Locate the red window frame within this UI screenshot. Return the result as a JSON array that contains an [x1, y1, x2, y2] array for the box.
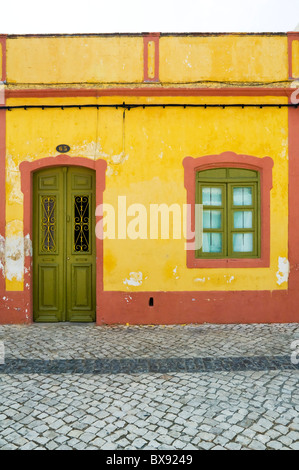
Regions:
[[182, 152, 274, 268]]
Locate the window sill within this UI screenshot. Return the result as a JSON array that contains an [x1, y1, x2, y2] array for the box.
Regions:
[[187, 256, 269, 268]]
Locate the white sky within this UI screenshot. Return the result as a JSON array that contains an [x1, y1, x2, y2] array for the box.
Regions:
[[1, 0, 299, 34]]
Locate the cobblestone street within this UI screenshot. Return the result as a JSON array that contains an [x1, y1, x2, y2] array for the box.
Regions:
[[0, 323, 298, 450]]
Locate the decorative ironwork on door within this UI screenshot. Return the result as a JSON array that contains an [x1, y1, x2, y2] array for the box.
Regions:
[[74, 195, 90, 252], [41, 196, 56, 252]]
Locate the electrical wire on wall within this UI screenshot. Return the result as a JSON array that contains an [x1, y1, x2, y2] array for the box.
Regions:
[[0, 103, 297, 111]]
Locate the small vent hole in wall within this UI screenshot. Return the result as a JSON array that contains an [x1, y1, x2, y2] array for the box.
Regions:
[[149, 297, 154, 307]]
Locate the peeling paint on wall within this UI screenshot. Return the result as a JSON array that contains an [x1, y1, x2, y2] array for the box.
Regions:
[[5, 237, 24, 282], [123, 272, 144, 287], [125, 295, 133, 304], [225, 275, 235, 284], [71, 140, 108, 160], [71, 140, 128, 163], [69, 140, 129, 177], [276, 257, 290, 285], [0, 235, 5, 278], [24, 234, 32, 257], [173, 266, 179, 280], [6, 154, 23, 205], [106, 165, 114, 177], [279, 138, 288, 160], [106, 152, 129, 177], [184, 53, 192, 69], [110, 152, 129, 165]]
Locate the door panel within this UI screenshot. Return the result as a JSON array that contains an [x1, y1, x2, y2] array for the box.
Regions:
[[72, 265, 92, 308], [33, 166, 96, 322], [66, 167, 95, 321], [38, 264, 59, 310], [69, 264, 94, 322], [33, 168, 65, 322]]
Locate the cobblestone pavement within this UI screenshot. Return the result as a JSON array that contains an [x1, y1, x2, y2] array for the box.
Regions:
[[0, 323, 298, 450]]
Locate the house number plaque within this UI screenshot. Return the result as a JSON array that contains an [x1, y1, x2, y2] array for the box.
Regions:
[[56, 144, 70, 153]]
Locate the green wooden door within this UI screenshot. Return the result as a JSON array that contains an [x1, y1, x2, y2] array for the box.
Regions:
[[33, 166, 96, 322]]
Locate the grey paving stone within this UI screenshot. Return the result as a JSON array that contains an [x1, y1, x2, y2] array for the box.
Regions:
[[0, 323, 298, 450], [225, 442, 242, 450], [290, 442, 299, 450], [248, 440, 267, 450], [267, 440, 284, 450], [19, 442, 39, 450]]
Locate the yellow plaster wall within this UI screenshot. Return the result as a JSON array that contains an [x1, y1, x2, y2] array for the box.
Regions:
[[5, 35, 290, 85], [159, 35, 289, 83], [292, 40, 299, 78], [5, 95, 289, 292], [7, 36, 144, 84]]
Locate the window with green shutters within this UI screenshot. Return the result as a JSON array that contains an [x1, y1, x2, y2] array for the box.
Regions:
[[196, 168, 260, 259]]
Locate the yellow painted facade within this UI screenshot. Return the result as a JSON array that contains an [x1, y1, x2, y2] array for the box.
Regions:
[[292, 40, 299, 78], [4, 34, 292, 86], [7, 36, 144, 84], [5, 94, 288, 292], [1, 32, 299, 325], [159, 35, 289, 83]]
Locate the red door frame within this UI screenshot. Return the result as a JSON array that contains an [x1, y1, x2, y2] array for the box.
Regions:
[[20, 155, 107, 323]]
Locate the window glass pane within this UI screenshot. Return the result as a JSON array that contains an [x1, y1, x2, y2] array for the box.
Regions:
[[233, 211, 252, 229], [233, 233, 253, 252], [203, 233, 222, 253], [233, 187, 252, 206], [203, 210, 222, 229], [202, 187, 222, 206]]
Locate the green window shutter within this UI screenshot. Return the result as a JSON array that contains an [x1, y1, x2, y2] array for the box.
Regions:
[[196, 168, 260, 259]]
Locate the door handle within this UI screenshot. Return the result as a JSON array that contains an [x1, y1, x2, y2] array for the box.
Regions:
[[67, 257, 70, 260]]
